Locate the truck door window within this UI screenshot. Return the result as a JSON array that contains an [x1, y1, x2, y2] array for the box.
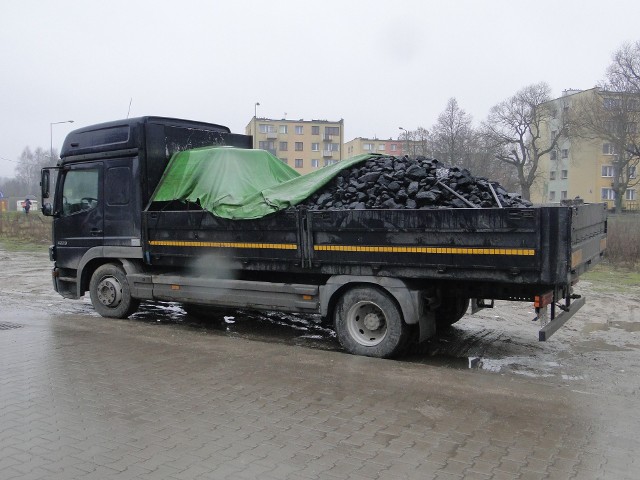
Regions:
[[61, 169, 99, 216]]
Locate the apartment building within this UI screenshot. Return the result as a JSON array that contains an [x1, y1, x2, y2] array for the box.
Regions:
[[245, 117, 344, 175], [532, 88, 638, 210], [344, 137, 405, 158]]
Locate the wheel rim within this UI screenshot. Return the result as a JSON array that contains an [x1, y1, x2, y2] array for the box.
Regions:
[[345, 300, 388, 346], [96, 276, 123, 308]]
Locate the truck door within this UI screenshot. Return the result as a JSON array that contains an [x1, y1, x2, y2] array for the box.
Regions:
[[54, 162, 103, 270]]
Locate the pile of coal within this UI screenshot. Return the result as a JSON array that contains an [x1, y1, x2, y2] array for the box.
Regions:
[[301, 155, 532, 210]]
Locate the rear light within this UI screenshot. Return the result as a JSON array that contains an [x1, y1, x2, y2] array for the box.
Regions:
[[534, 291, 554, 308]]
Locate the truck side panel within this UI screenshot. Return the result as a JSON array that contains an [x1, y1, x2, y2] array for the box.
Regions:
[[143, 204, 605, 292], [145, 208, 303, 268]]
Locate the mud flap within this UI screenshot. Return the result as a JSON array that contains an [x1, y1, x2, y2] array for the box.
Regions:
[[538, 296, 586, 341], [418, 310, 437, 343]]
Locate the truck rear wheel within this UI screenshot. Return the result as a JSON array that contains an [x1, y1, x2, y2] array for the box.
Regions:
[[435, 297, 469, 330], [89, 263, 140, 318], [334, 286, 409, 358]]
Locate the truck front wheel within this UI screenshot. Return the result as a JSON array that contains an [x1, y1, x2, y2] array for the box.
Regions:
[[89, 264, 140, 318], [334, 286, 409, 358]]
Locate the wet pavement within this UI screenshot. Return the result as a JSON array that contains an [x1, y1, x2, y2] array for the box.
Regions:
[[1, 246, 639, 479]]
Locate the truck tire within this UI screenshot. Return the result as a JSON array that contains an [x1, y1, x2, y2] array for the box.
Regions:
[[334, 286, 409, 358], [89, 263, 140, 318], [435, 297, 469, 330]]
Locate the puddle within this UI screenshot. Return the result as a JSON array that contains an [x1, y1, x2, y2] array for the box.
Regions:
[[125, 301, 564, 377], [572, 340, 631, 353], [610, 321, 640, 333], [583, 321, 640, 334]]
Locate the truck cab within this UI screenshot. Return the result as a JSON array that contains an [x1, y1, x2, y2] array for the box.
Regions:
[[41, 116, 252, 299]]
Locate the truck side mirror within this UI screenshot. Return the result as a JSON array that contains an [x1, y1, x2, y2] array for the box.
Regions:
[[41, 170, 50, 198], [42, 203, 53, 216]]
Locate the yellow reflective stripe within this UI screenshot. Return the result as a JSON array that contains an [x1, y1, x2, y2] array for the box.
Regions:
[[149, 240, 297, 250], [148, 240, 535, 256], [314, 245, 535, 256]]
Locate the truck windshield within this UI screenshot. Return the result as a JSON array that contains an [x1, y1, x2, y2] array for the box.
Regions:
[[61, 169, 99, 216]]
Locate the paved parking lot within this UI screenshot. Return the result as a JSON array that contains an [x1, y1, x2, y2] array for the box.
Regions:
[[1, 247, 639, 479], [0, 306, 637, 480]]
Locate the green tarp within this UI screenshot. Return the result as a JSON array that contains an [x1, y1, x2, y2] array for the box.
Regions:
[[150, 146, 376, 219]]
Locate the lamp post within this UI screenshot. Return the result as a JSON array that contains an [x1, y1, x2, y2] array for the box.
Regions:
[[399, 127, 409, 156], [253, 103, 261, 148], [50, 120, 74, 161]]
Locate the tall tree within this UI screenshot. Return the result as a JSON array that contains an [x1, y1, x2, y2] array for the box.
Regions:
[[570, 42, 640, 212], [432, 98, 474, 167], [481, 82, 566, 200], [15, 147, 55, 196]]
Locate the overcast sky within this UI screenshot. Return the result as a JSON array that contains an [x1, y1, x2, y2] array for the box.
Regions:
[[1, 0, 639, 178]]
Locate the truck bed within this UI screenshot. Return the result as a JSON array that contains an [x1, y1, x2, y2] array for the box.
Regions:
[[143, 203, 606, 300]]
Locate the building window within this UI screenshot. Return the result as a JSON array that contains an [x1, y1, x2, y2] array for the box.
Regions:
[[561, 149, 569, 159], [311, 126, 320, 135], [324, 159, 337, 167], [561, 191, 568, 200], [259, 124, 276, 134], [551, 130, 557, 138], [626, 189, 637, 201], [550, 171, 556, 180], [325, 126, 340, 137], [311, 159, 319, 168], [258, 141, 275, 152], [391, 144, 397, 152], [295, 142, 303, 151], [279, 125, 288, 134], [629, 166, 637, 179], [603, 143, 617, 155], [561, 170, 568, 179], [550, 150, 557, 161], [311, 143, 319, 151], [279, 141, 288, 151], [604, 97, 622, 110], [363, 143, 374, 151], [295, 159, 303, 168], [378, 144, 385, 151], [549, 191, 556, 201], [601, 188, 616, 200], [602, 165, 614, 177], [329, 143, 339, 152], [295, 126, 304, 134], [280, 158, 288, 164]]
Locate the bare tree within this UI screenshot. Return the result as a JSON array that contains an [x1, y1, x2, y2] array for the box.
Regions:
[[397, 127, 431, 157], [15, 147, 55, 196], [569, 43, 640, 213], [431, 98, 474, 167], [481, 82, 567, 200], [607, 40, 640, 95]]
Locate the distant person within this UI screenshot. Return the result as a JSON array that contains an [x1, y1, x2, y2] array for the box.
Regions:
[[24, 198, 31, 215]]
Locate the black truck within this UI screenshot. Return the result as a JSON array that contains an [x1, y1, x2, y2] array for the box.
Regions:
[[41, 116, 607, 358]]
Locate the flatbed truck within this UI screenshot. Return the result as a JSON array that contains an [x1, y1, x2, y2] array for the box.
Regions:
[[41, 117, 607, 357]]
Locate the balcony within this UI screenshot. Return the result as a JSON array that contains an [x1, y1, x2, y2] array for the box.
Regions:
[[266, 132, 277, 139], [323, 150, 334, 157], [323, 135, 333, 142]]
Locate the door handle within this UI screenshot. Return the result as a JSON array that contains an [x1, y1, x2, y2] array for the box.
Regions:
[[90, 228, 103, 236]]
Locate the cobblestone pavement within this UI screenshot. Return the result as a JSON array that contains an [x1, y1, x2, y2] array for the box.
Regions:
[[1, 248, 639, 479]]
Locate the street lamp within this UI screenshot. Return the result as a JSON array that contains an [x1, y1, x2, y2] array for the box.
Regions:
[[50, 120, 74, 161], [399, 127, 409, 156]]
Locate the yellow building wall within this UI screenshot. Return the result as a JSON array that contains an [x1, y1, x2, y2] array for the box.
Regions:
[[246, 118, 343, 175]]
